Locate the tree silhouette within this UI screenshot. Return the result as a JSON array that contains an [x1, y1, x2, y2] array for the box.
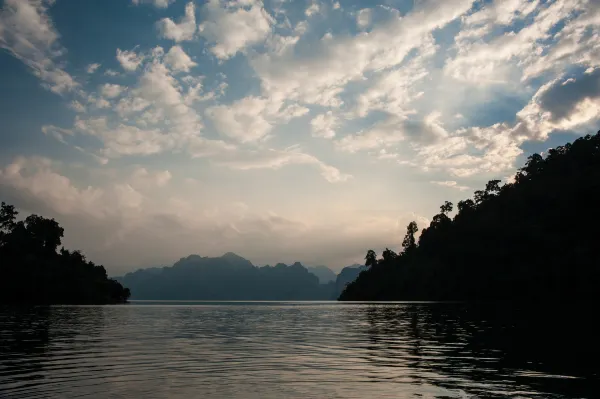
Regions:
[[340, 130, 600, 301], [401, 222, 419, 253], [365, 250, 377, 268], [0, 203, 130, 304]]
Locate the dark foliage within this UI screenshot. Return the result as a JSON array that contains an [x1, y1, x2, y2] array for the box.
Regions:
[[340, 131, 600, 301], [0, 203, 130, 304]]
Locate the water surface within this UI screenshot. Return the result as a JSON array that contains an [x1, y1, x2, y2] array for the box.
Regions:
[[0, 302, 597, 398]]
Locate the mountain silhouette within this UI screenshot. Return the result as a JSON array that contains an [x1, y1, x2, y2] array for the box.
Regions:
[[306, 265, 337, 283], [115, 254, 338, 300]]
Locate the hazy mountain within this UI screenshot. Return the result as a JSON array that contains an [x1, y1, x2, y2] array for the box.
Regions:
[[115, 254, 336, 300], [333, 264, 367, 299], [305, 265, 337, 284]]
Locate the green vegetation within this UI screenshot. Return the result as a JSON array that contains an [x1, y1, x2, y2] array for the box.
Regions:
[[0, 203, 130, 304], [340, 131, 600, 301]]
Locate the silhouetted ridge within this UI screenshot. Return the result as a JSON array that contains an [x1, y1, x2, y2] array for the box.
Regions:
[[306, 265, 337, 284], [116, 256, 345, 300], [340, 131, 600, 301], [0, 202, 130, 304]]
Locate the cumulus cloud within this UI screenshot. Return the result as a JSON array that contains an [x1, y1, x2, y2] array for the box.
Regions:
[[100, 83, 125, 99], [156, 2, 196, 42], [198, 0, 274, 59], [86, 63, 101, 74], [446, 0, 591, 84], [251, 0, 472, 106], [206, 96, 308, 142], [0, 0, 78, 94], [68, 100, 86, 113], [356, 8, 372, 29], [305, 1, 320, 17], [116, 48, 144, 71], [164, 45, 197, 72], [310, 111, 338, 139], [132, 0, 174, 8], [516, 70, 600, 139]]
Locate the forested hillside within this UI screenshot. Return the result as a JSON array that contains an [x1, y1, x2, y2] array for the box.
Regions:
[[340, 132, 600, 301]]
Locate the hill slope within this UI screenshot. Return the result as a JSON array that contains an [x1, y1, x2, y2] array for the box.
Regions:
[[306, 265, 337, 283], [340, 131, 600, 301], [116, 255, 334, 300]]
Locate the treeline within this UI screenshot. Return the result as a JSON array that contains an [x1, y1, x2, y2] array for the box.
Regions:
[[0, 203, 130, 304], [340, 131, 600, 301]]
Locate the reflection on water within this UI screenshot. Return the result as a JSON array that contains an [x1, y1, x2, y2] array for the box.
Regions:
[[0, 302, 597, 398]]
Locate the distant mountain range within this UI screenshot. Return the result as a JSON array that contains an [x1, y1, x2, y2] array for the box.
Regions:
[[305, 265, 337, 284], [114, 253, 366, 300]]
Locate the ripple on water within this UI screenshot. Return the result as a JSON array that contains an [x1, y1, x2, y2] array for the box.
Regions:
[[0, 303, 597, 399]]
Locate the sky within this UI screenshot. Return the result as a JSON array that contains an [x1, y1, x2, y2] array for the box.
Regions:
[[1, 0, 599, 275]]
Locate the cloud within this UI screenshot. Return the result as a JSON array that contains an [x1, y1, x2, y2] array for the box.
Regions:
[[310, 111, 338, 139], [516, 69, 600, 139], [430, 180, 470, 191], [206, 96, 308, 142], [156, 2, 196, 42], [104, 69, 120, 77], [251, 0, 473, 107], [130, 167, 172, 189], [356, 8, 372, 29], [0, 0, 78, 94], [198, 0, 274, 60], [86, 63, 101, 74], [132, 0, 174, 8], [337, 112, 448, 153], [68, 100, 86, 113], [116, 48, 144, 71], [216, 147, 352, 183], [164, 45, 197, 72], [100, 83, 125, 99], [305, 1, 320, 17], [445, 0, 587, 84]]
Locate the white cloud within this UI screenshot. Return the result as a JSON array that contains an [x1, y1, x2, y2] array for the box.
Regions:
[[86, 63, 101, 74], [104, 69, 120, 77], [74, 116, 176, 157], [0, 156, 109, 218], [164, 45, 197, 72], [198, 0, 274, 60], [430, 180, 470, 191], [0, 0, 78, 94], [515, 70, 600, 139], [206, 96, 308, 142], [132, 0, 174, 8], [116, 48, 144, 71], [310, 111, 338, 139], [356, 8, 372, 29], [100, 83, 125, 99], [156, 2, 196, 42], [216, 147, 352, 183], [305, 1, 320, 17], [68, 100, 86, 113], [446, 0, 586, 84], [251, 0, 473, 107], [337, 112, 448, 153]]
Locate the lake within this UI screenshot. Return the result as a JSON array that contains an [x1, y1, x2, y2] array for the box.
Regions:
[[0, 302, 597, 398]]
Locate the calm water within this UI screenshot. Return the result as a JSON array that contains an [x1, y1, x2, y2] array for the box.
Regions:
[[0, 302, 597, 399]]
